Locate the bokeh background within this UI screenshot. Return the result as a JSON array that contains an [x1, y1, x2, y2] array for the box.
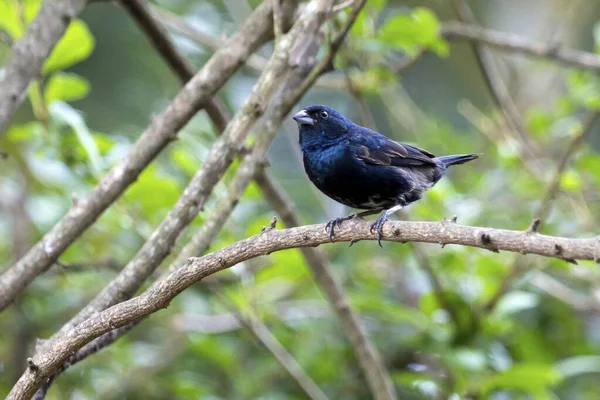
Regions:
[[1, 0, 600, 398]]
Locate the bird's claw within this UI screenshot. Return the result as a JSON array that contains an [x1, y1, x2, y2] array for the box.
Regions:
[[325, 215, 356, 242], [370, 214, 389, 247]]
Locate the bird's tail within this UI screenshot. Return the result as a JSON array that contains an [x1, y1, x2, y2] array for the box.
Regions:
[[436, 153, 480, 167]]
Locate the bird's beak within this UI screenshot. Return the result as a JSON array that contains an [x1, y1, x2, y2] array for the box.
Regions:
[[293, 110, 314, 126]]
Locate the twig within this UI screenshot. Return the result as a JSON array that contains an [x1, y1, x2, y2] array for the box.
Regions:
[[451, 0, 539, 165], [208, 283, 329, 400], [47, 0, 333, 341], [71, 2, 394, 399], [0, 0, 88, 136], [441, 21, 600, 72], [9, 218, 600, 398], [480, 110, 598, 313], [536, 110, 598, 222], [0, 0, 276, 312]]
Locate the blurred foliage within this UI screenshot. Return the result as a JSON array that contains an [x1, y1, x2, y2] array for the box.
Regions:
[[1, 0, 600, 399]]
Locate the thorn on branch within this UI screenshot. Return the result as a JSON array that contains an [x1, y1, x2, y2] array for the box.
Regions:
[[527, 218, 541, 234], [261, 216, 278, 233], [349, 239, 359, 247], [27, 357, 38, 372], [554, 243, 563, 255], [563, 258, 578, 265], [439, 242, 447, 249], [480, 232, 499, 253]]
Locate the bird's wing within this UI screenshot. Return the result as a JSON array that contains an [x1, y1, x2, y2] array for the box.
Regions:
[[352, 128, 437, 167]]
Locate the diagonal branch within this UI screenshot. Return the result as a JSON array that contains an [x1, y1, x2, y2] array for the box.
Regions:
[[46, 0, 334, 344], [480, 110, 599, 313], [441, 21, 600, 72], [33, 2, 392, 399], [207, 283, 329, 400], [9, 218, 600, 398], [451, 0, 539, 164], [0, 0, 88, 136], [0, 0, 276, 312]]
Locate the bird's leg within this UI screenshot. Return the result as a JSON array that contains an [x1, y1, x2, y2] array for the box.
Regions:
[[370, 205, 404, 247], [325, 209, 381, 242]]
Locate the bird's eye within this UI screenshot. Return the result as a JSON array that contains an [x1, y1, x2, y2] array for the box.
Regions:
[[320, 111, 328, 119]]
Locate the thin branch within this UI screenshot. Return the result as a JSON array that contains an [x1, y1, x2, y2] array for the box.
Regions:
[[536, 110, 599, 222], [208, 283, 329, 400], [481, 110, 599, 313], [0, 0, 276, 312], [42, 2, 393, 399], [0, 0, 88, 136], [45, 0, 333, 345], [451, 0, 539, 165], [441, 21, 600, 72], [120, 0, 228, 133], [9, 218, 600, 398]]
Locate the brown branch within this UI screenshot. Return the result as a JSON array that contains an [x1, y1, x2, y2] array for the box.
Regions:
[[208, 283, 329, 400], [0, 0, 88, 136], [0, 0, 276, 312], [536, 110, 599, 222], [451, 0, 539, 165], [45, 0, 332, 344], [40, 2, 394, 399], [441, 21, 600, 72], [9, 218, 600, 398], [481, 110, 599, 313], [31, 322, 138, 400]]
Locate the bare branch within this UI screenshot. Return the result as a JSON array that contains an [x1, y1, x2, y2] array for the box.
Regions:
[[208, 283, 329, 400], [536, 110, 599, 222], [31, 322, 138, 400], [8, 218, 600, 398], [481, 110, 598, 313], [0, 0, 276, 312], [0, 0, 88, 136], [45, 0, 333, 343], [441, 21, 600, 72], [451, 0, 539, 164]]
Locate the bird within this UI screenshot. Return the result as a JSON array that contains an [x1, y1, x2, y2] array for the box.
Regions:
[[292, 105, 479, 246]]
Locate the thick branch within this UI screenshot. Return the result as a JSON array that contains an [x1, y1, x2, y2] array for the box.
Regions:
[[441, 21, 600, 72], [0, 0, 88, 136], [9, 219, 600, 398], [0, 0, 275, 312], [45, 0, 334, 351]]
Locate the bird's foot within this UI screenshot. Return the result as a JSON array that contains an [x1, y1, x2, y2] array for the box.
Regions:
[[370, 214, 389, 247], [325, 214, 356, 242]]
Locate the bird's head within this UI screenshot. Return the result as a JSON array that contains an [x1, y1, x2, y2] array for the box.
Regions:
[[293, 105, 351, 150]]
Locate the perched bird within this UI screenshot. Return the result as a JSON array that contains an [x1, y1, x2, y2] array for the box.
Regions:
[[293, 105, 479, 246]]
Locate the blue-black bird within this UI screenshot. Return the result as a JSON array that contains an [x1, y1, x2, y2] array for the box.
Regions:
[[293, 105, 479, 246]]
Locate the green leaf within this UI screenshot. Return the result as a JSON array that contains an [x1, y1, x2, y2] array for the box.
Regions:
[[560, 169, 582, 192], [43, 19, 94, 74], [0, 0, 23, 39], [480, 364, 562, 397], [123, 166, 181, 223], [44, 73, 90, 105], [378, 7, 448, 56], [49, 101, 103, 177]]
